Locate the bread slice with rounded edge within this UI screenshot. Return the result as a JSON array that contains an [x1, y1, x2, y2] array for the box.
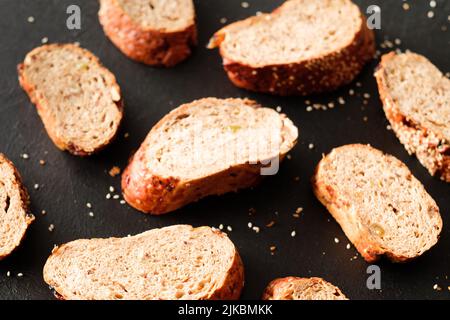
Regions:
[[121, 98, 298, 214], [43, 225, 244, 300], [18, 44, 123, 156], [99, 0, 197, 67], [312, 144, 442, 263], [375, 52, 450, 182], [262, 277, 348, 300], [208, 0, 375, 96], [0, 154, 34, 260]]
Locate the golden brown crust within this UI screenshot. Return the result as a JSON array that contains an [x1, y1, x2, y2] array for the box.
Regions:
[[98, 0, 197, 67], [375, 52, 450, 182], [209, 7, 375, 96], [0, 154, 34, 260], [17, 44, 124, 157]]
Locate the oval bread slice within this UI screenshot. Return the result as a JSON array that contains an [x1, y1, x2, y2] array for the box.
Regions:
[[375, 52, 450, 182], [208, 0, 375, 96], [99, 0, 197, 67], [43, 225, 244, 300], [262, 277, 347, 300], [121, 98, 298, 214], [312, 144, 442, 263], [18, 44, 123, 156], [0, 154, 34, 260]]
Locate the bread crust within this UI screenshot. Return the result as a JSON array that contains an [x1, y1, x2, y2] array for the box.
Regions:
[[98, 0, 197, 67], [312, 144, 442, 263], [43, 225, 244, 300], [208, 2, 375, 96], [17, 44, 124, 157], [262, 277, 347, 300], [0, 154, 34, 260], [375, 52, 450, 182], [121, 98, 297, 215]]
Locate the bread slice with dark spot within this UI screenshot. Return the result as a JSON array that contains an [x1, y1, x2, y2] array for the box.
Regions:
[[208, 0, 375, 96], [263, 277, 347, 300], [99, 0, 197, 67], [121, 98, 298, 214], [375, 52, 450, 182], [0, 154, 34, 260], [43, 225, 244, 300], [18, 44, 123, 156], [312, 144, 442, 263]]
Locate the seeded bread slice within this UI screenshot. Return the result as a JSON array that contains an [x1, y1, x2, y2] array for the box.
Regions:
[[262, 277, 348, 300], [0, 154, 34, 260], [312, 144, 442, 263], [18, 44, 123, 156], [43, 225, 244, 300], [99, 0, 197, 67], [121, 98, 298, 214], [375, 52, 450, 182], [208, 0, 375, 96]]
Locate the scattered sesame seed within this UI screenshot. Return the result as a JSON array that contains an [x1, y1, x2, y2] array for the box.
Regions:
[[120, 200, 126, 205], [295, 207, 303, 214], [253, 226, 260, 233], [41, 37, 48, 44], [308, 143, 315, 150], [17, 273, 23, 277], [241, 1, 249, 8], [346, 243, 351, 250], [427, 11, 435, 19], [286, 154, 292, 160], [305, 100, 311, 105], [227, 226, 233, 232], [113, 194, 120, 200], [219, 224, 224, 230], [306, 106, 313, 112], [276, 106, 282, 112], [402, 3, 410, 11], [363, 93, 371, 99], [322, 252, 326, 255], [27, 16, 35, 23], [433, 284, 441, 291], [21, 153, 29, 159], [106, 193, 111, 199], [109, 166, 121, 177], [334, 237, 340, 244], [220, 17, 227, 24], [248, 222, 253, 229], [363, 116, 368, 122], [338, 97, 346, 105], [88, 212, 94, 217], [387, 125, 392, 130], [291, 231, 296, 237], [39, 159, 46, 165], [266, 221, 276, 228], [7, 271, 11, 277], [349, 89, 355, 96], [86, 203, 92, 208], [124, 132, 130, 138], [109, 186, 115, 193], [48, 224, 55, 232], [33, 184, 39, 190], [255, 11, 263, 16], [270, 246, 276, 252], [429, 1, 437, 8], [41, 210, 46, 215], [328, 102, 335, 109], [394, 38, 402, 45]]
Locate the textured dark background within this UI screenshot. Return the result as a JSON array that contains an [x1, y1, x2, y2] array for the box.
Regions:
[[0, 0, 449, 300]]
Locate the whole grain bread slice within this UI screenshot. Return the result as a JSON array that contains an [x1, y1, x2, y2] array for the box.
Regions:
[[208, 0, 375, 96], [312, 144, 442, 263], [121, 98, 298, 214], [0, 154, 34, 260], [18, 44, 123, 156], [262, 277, 347, 300], [99, 0, 197, 67], [375, 52, 450, 182], [43, 225, 244, 300]]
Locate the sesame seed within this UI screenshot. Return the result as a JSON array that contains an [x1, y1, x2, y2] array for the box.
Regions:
[[86, 203, 92, 208], [338, 97, 346, 105], [266, 221, 276, 228], [334, 237, 340, 244], [120, 200, 126, 205], [363, 93, 371, 99], [109, 186, 115, 193], [363, 116, 368, 122], [276, 106, 282, 112], [106, 193, 111, 199], [17, 273, 23, 277], [6, 271, 11, 277], [427, 11, 434, 18], [402, 3, 410, 11], [253, 226, 260, 233], [219, 224, 224, 230], [394, 38, 402, 45], [291, 231, 296, 237], [21, 153, 29, 159], [39, 159, 46, 165], [306, 106, 313, 112], [286, 154, 292, 160], [248, 222, 253, 229], [356, 82, 362, 87], [220, 17, 227, 24], [34, 184, 39, 190], [88, 212, 94, 217], [346, 243, 351, 250], [227, 226, 232, 232], [27, 16, 35, 23], [308, 143, 315, 150], [270, 246, 276, 252], [48, 224, 55, 232], [295, 207, 303, 214], [349, 89, 355, 96], [305, 100, 311, 105], [109, 166, 121, 177], [328, 102, 335, 109], [113, 194, 120, 200], [41, 37, 48, 44], [241, 1, 249, 8], [433, 284, 441, 290], [41, 210, 46, 215], [429, 1, 436, 8], [387, 125, 392, 130], [124, 132, 130, 138]]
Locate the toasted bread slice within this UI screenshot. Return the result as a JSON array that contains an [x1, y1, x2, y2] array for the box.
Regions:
[[263, 277, 347, 300], [312, 144, 442, 263], [208, 0, 375, 96], [0, 154, 34, 260], [375, 52, 450, 182], [43, 225, 244, 300], [121, 98, 298, 214], [99, 0, 197, 67], [18, 44, 123, 156]]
